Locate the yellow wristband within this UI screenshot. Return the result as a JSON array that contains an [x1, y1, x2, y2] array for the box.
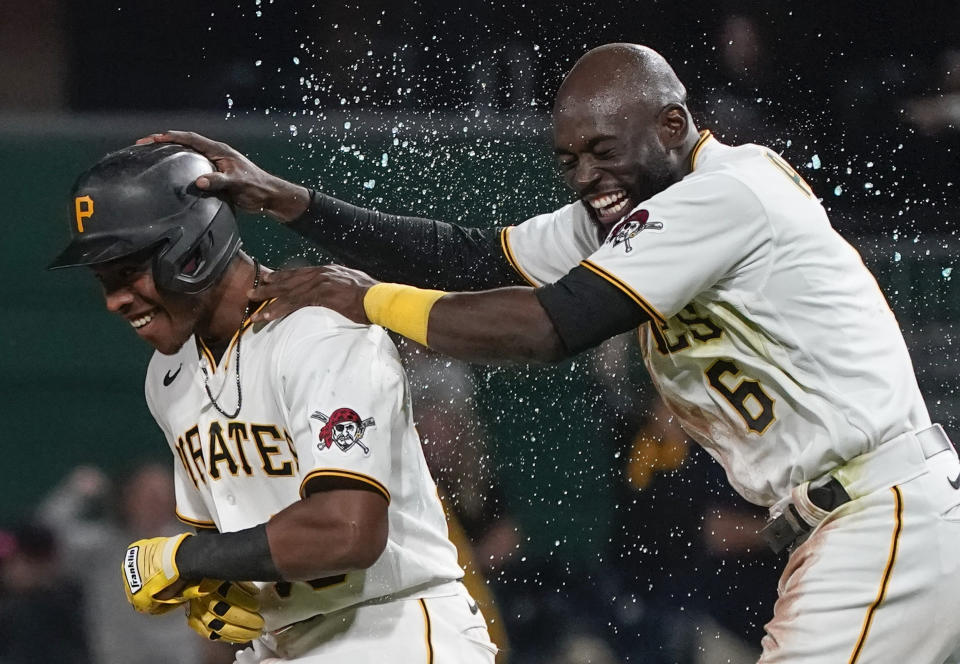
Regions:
[[363, 283, 446, 347]]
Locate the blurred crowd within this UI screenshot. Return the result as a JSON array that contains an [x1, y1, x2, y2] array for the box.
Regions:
[[5, 3, 960, 214], [0, 333, 780, 664]]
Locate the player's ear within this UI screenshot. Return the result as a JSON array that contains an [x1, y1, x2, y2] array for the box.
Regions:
[[657, 104, 688, 149]]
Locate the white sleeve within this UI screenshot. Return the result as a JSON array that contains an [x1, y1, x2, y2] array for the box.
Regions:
[[144, 363, 216, 529], [582, 173, 769, 323], [277, 315, 406, 503], [172, 460, 216, 529], [502, 202, 601, 286]]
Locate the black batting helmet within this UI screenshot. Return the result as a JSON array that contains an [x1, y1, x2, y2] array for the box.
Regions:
[[48, 143, 241, 294]]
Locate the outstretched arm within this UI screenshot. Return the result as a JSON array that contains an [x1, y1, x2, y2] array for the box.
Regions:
[[249, 263, 648, 363], [137, 131, 526, 290]]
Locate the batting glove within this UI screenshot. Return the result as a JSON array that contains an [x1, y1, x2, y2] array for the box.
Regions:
[[187, 579, 265, 644], [122, 533, 207, 614]]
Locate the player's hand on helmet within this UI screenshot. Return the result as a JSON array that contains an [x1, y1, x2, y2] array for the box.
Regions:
[[122, 533, 209, 614], [187, 579, 265, 644], [135, 131, 311, 222], [249, 264, 378, 324]]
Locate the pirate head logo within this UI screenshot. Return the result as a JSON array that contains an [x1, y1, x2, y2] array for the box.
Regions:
[[311, 408, 376, 454], [608, 208, 664, 253]]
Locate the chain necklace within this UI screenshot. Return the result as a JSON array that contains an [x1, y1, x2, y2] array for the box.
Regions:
[[201, 260, 260, 419]]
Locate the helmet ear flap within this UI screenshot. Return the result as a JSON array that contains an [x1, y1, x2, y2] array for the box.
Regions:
[[153, 202, 241, 294]]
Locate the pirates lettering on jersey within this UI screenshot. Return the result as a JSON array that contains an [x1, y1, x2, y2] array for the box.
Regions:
[[607, 208, 664, 253], [174, 420, 298, 489], [311, 408, 376, 455], [646, 304, 777, 434], [649, 303, 724, 355]]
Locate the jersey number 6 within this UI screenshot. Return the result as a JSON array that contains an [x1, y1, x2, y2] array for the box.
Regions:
[[705, 359, 776, 434]]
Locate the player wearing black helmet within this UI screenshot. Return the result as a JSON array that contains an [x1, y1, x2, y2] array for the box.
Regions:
[[49, 143, 240, 294], [49, 143, 497, 663]]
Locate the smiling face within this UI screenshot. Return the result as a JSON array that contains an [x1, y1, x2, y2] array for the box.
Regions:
[[554, 96, 677, 234], [552, 44, 697, 237], [92, 251, 208, 355]]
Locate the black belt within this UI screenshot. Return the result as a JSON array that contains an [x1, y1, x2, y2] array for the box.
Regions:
[[761, 477, 851, 554]]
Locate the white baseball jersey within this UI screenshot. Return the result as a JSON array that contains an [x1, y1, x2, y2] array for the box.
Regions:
[[505, 131, 931, 507], [144, 305, 463, 631]]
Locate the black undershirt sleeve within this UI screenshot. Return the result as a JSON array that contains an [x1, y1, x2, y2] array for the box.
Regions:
[[536, 265, 650, 355], [286, 190, 528, 290], [176, 523, 282, 582]]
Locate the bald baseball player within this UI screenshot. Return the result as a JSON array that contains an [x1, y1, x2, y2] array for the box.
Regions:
[[145, 44, 960, 663], [49, 144, 497, 664]]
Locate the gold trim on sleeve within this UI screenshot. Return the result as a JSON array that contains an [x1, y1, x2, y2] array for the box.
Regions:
[[579, 260, 666, 326], [500, 227, 538, 287], [175, 509, 217, 529], [298, 468, 391, 503]]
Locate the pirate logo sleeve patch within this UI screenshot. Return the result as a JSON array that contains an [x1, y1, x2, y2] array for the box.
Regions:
[[311, 408, 376, 455], [606, 208, 664, 253]]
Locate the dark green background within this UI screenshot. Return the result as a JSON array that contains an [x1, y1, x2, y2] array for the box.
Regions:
[[3, 118, 958, 562]]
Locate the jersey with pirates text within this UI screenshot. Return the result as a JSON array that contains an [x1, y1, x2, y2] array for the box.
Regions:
[[144, 306, 463, 630], [506, 131, 931, 507]]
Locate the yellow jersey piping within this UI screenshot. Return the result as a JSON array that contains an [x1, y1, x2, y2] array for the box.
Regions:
[[419, 598, 434, 664], [847, 485, 903, 664], [580, 259, 666, 327], [500, 227, 538, 287], [298, 468, 391, 503], [175, 509, 217, 529], [689, 129, 713, 171]]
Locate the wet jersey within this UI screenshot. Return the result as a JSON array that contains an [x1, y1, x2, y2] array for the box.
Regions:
[[505, 132, 931, 506], [144, 306, 462, 630]]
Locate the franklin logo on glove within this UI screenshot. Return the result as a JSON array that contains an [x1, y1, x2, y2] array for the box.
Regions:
[[121, 533, 207, 615], [124, 545, 143, 593]]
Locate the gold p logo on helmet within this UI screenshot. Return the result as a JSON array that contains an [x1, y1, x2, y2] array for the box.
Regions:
[[75, 195, 94, 232]]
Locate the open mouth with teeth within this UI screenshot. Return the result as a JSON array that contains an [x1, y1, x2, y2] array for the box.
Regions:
[[130, 309, 157, 330], [586, 189, 632, 229]]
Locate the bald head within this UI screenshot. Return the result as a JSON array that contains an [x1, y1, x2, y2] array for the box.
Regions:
[[556, 44, 687, 117], [552, 44, 700, 234]]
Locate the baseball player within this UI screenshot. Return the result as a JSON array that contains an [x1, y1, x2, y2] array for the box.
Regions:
[[144, 43, 960, 663], [48, 144, 497, 663]]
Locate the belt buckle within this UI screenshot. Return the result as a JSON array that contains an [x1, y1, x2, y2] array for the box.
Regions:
[[760, 504, 811, 554], [762, 477, 852, 554]]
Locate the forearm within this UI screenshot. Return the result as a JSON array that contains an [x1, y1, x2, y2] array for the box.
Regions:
[[264, 490, 386, 580], [287, 191, 526, 290], [427, 288, 568, 363], [363, 266, 648, 362], [363, 283, 568, 363], [176, 491, 387, 582], [176, 524, 280, 581]]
